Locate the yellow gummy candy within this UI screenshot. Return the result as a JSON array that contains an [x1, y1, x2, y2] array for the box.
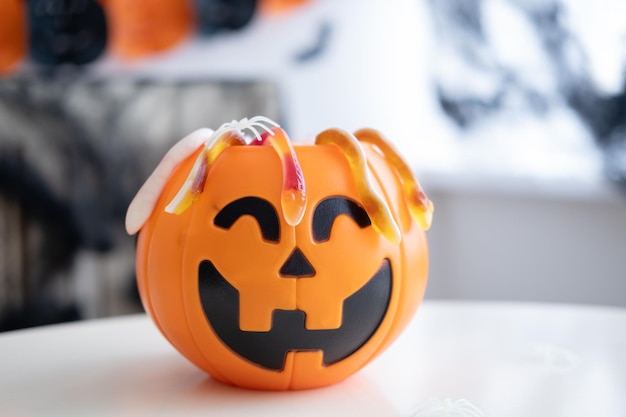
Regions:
[[166, 131, 246, 214], [252, 127, 306, 227], [315, 129, 402, 245], [354, 129, 434, 231]]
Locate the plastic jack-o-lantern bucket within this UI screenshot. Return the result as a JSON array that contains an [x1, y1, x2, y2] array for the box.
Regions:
[[126, 117, 433, 390]]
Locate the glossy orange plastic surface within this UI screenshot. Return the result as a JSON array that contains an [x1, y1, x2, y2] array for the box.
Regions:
[[0, 0, 25, 75], [135, 128, 430, 390]]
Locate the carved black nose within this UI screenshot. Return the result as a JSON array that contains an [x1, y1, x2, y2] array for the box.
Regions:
[[279, 248, 315, 277]]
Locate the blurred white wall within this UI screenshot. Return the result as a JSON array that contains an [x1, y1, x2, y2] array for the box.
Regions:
[[425, 187, 626, 306]]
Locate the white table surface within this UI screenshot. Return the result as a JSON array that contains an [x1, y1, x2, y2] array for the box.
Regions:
[[1, 301, 624, 417]]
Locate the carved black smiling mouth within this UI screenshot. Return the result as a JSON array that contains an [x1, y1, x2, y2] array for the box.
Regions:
[[198, 259, 392, 371]]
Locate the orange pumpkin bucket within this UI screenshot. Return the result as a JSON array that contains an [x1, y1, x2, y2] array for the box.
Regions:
[[126, 117, 433, 390]]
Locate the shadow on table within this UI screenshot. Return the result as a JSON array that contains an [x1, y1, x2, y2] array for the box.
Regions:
[[181, 369, 402, 416]]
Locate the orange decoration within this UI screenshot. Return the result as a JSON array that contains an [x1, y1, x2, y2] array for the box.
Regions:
[[0, 0, 25, 75], [260, 0, 311, 14], [101, 0, 193, 59], [132, 122, 431, 390]]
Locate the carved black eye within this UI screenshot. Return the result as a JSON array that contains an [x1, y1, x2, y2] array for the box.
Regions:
[[214, 197, 280, 243], [312, 197, 371, 242]]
